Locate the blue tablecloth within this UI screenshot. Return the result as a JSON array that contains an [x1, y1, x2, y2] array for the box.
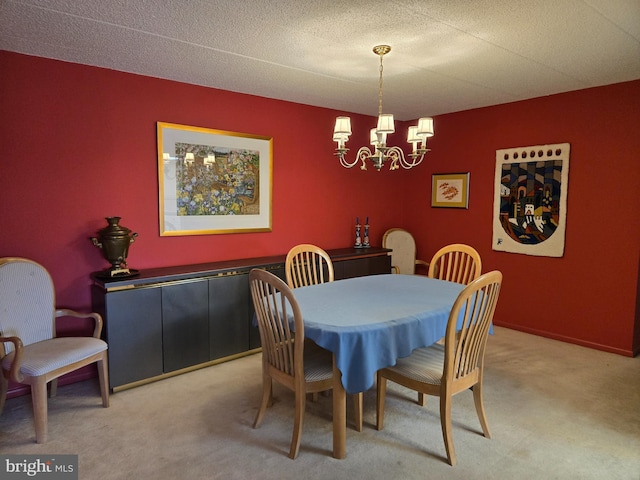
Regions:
[[293, 274, 465, 394]]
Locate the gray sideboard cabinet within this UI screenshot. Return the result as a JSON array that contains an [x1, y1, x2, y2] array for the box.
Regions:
[[91, 248, 390, 391]]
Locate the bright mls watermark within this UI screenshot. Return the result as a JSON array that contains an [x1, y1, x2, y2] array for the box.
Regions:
[[1, 455, 78, 479]]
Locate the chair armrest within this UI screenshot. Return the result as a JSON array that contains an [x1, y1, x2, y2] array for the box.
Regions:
[[55, 309, 103, 338], [415, 259, 430, 275], [391, 265, 400, 274], [0, 335, 24, 383]]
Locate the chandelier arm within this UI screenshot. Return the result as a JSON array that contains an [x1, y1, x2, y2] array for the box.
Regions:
[[337, 147, 376, 169], [402, 151, 427, 169], [387, 146, 429, 169], [357, 147, 374, 170], [337, 149, 358, 168], [383, 147, 400, 171]]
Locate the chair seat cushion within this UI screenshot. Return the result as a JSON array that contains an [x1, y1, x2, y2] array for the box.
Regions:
[[386, 343, 445, 385], [303, 344, 333, 382], [1, 337, 107, 377]]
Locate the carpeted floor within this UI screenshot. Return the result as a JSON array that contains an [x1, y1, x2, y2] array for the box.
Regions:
[[1, 326, 639, 479]]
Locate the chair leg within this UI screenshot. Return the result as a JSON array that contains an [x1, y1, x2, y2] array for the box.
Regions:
[[439, 393, 456, 466], [31, 377, 49, 444], [376, 374, 387, 430], [418, 392, 426, 406], [289, 388, 305, 459], [97, 356, 110, 408], [0, 373, 7, 415], [49, 378, 58, 398], [472, 383, 491, 438], [253, 375, 272, 429]]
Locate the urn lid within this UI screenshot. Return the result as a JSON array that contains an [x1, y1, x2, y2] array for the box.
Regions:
[[97, 216, 134, 238]]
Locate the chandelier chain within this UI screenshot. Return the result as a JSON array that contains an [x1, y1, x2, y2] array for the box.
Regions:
[[378, 53, 384, 117]]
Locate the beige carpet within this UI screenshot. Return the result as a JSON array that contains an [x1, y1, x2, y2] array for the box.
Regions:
[[1, 327, 639, 479]]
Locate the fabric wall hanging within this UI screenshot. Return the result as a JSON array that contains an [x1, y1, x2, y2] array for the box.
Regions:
[[492, 143, 570, 257]]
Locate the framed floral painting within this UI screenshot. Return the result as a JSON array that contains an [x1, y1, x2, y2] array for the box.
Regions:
[[157, 122, 272, 236]]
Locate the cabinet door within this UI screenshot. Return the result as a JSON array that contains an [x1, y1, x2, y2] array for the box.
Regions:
[[367, 255, 392, 275], [209, 274, 250, 360], [162, 281, 210, 372], [336, 259, 369, 279], [336, 255, 392, 279], [104, 287, 163, 389], [248, 266, 285, 349]]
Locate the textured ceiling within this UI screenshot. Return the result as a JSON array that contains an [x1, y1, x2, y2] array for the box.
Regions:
[[2, 0, 639, 120]]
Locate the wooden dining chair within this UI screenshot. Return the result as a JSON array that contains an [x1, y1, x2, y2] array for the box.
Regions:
[[0, 257, 109, 443], [249, 268, 335, 459], [284, 243, 363, 431], [412, 244, 482, 405], [427, 243, 482, 285], [376, 270, 503, 466], [285, 243, 334, 288], [382, 228, 429, 274]]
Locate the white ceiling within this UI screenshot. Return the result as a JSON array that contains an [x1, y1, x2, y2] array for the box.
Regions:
[[2, 0, 639, 120]]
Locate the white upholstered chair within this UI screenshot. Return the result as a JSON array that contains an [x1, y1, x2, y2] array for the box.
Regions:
[[382, 228, 429, 274], [0, 257, 109, 443]]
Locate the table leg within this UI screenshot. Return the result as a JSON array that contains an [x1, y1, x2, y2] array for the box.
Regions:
[[332, 355, 346, 459], [354, 392, 363, 432]]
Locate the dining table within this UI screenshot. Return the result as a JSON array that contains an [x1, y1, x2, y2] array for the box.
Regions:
[[292, 273, 466, 459]]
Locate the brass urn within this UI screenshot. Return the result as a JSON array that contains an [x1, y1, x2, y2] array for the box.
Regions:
[[91, 217, 138, 276]]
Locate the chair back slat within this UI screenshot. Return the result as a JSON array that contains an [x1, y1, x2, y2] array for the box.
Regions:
[[0, 258, 56, 354], [428, 243, 482, 285], [285, 244, 334, 288], [250, 269, 304, 379], [444, 271, 502, 383]]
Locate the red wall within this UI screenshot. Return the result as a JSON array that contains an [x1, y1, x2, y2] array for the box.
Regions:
[[403, 81, 640, 356], [1, 50, 638, 391], [0, 51, 410, 307]]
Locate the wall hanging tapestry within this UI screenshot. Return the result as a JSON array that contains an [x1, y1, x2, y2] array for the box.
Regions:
[[492, 143, 570, 257], [157, 122, 272, 236]]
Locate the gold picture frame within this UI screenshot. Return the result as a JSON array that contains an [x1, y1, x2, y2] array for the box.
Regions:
[[431, 172, 470, 209], [157, 122, 272, 236]]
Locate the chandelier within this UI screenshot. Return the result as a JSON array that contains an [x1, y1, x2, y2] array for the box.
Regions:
[[333, 45, 434, 171]]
